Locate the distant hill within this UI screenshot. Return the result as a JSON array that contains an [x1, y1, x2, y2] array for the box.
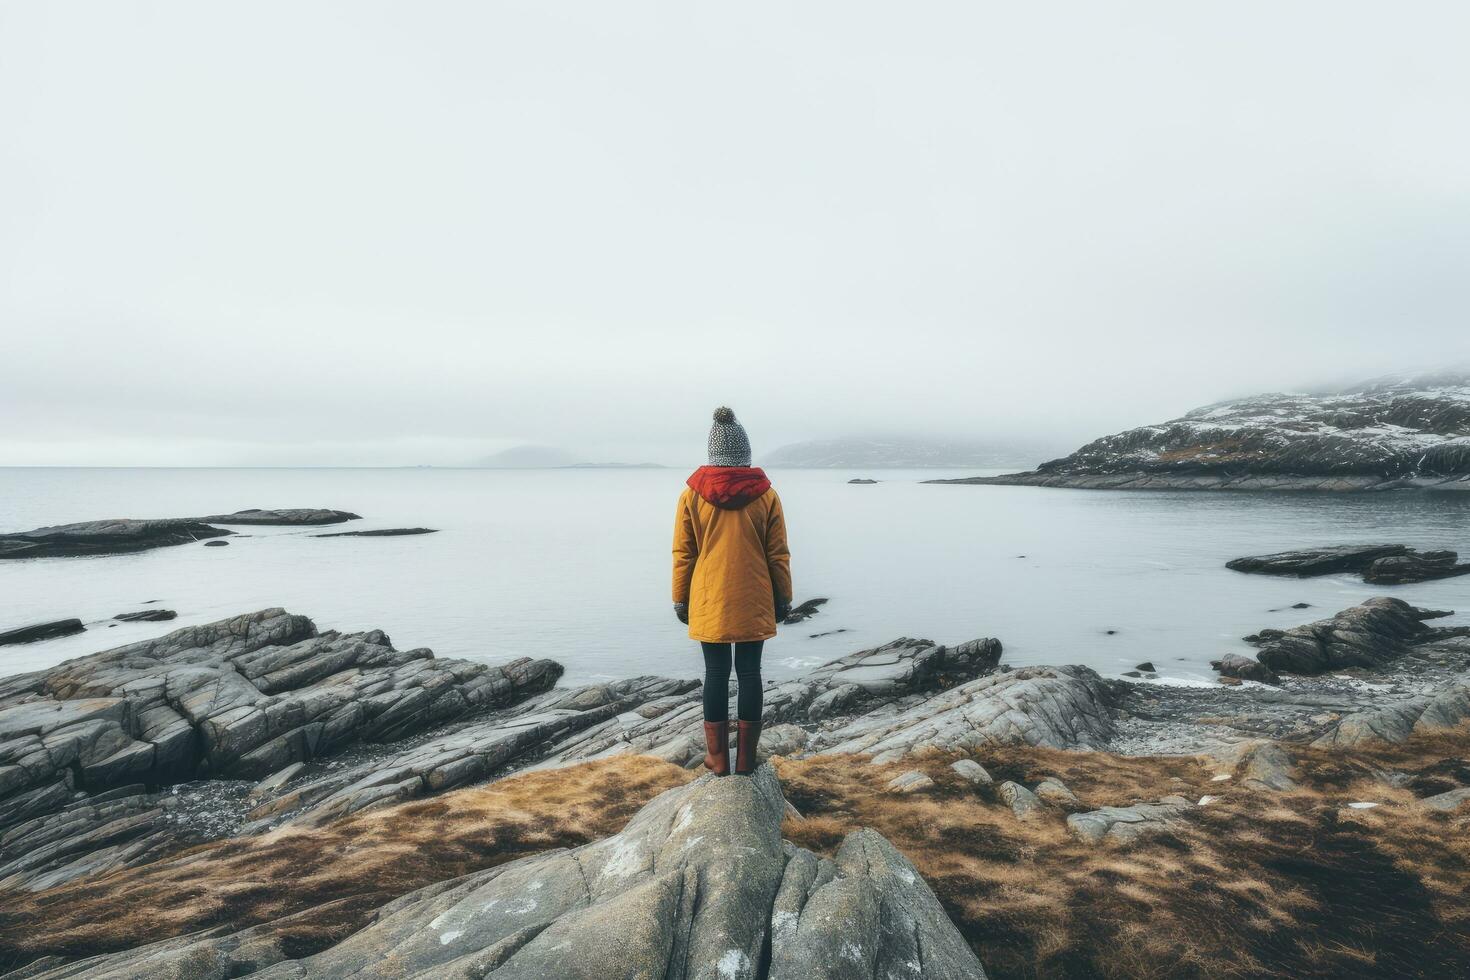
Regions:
[[937, 370, 1470, 491], [761, 437, 1053, 469], [472, 445, 584, 468]]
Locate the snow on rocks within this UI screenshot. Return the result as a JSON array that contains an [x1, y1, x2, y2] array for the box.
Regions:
[[934, 371, 1470, 492]]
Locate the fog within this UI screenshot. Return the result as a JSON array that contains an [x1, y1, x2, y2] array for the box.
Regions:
[[3, 2, 1468, 466]]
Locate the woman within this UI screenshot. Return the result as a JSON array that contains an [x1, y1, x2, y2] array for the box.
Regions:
[[672, 407, 791, 776]]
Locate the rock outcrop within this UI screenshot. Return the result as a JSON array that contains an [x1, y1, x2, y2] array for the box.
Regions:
[[0, 620, 85, 645], [0, 611, 560, 891], [0, 510, 360, 560], [1312, 683, 1470, 749], [244, 638, 1005, 829], [312, 528, 438, 538], [1226, 544, 1410, 577], [14, 767, 987, 979], [781, 598, 828, 624], [1209, 653, 1280, 685], [1364, 550, 1470, 584], [114, 610, 178, 623], [194, 509, 361, 526], [1246, 597, 1449, 675], [0, 520, 233, 559], [1226, 544, 1470, 584], [929, 371, 1470, 491], [813, 665, 1114, 760]]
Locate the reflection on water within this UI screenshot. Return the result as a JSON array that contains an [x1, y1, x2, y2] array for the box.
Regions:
[[2, 467, 1467, 686]]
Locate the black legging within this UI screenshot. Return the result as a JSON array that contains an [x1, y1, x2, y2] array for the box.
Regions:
[[701, 641, 763, 722]]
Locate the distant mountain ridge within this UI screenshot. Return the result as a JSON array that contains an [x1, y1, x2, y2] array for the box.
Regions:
[[935, 370, 1470, 492], [762, 436, 1053, 469]]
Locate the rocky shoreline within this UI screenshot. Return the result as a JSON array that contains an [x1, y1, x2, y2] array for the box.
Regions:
[[0, 510, 361, 560], [931, 471, 1470, 492], [930, 372, 1470, 492], [0, 600, 1467, 976]]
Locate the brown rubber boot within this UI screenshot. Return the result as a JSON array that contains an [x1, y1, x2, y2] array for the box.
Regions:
[[702, 721, 730, 776], [734, 720, 762, 775]]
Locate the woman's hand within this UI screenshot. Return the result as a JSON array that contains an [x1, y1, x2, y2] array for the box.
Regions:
[[674, 602, 689, 624], [775, 597, 791, 624]]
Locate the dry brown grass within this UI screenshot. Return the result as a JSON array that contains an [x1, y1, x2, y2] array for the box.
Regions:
[[0, 755, 695, 970], [777, 732, 1470, 979], [4, 731, 1470, 978]]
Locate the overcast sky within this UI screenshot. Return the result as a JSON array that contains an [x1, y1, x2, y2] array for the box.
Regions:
[[3, 2, 1468, 466]]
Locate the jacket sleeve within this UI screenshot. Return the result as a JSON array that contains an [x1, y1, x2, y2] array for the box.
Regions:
[[765, 492, 792, 604], [672, 490, 698, 604]]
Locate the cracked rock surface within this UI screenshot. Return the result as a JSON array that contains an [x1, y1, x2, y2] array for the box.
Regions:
[[14, 766, 986, 980], [0, 610, 561, 891]]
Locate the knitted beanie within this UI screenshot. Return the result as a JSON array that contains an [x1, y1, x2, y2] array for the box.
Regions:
[[707, 407, 752, 467]]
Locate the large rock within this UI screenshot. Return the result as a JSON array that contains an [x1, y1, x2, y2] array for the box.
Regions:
[[0, 619, 85, 645], [1067, 796, 1193, 844], [813, 666, 1115, 759], [1209, 653, 1281, 685], [927, 371, 1470, 492], [1247, 597, 1449, 675], [15, 767, 987, 979], [0, 510, 360, 560], [1364, 550, 1470, 585], [1225, 544, 1470, 584], [0, 611, 561, 890], [0, 519, 233, 559], [1225, 545, 1409, 577]]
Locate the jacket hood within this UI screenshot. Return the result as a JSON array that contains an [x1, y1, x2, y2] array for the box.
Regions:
[[686, 466, 772, 509]]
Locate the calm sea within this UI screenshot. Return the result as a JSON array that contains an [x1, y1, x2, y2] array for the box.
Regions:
[[2, 467, 1468, 685]]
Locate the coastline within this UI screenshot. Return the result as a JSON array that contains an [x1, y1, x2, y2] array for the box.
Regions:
[[1, 600, 1467, 975], [927, 470, 1470, 492]]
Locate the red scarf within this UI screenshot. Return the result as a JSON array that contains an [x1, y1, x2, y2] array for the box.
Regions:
[[686, 466, 772, 509]]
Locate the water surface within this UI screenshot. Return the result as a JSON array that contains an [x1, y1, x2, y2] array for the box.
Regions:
[[2, 467, 1467, 685]]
